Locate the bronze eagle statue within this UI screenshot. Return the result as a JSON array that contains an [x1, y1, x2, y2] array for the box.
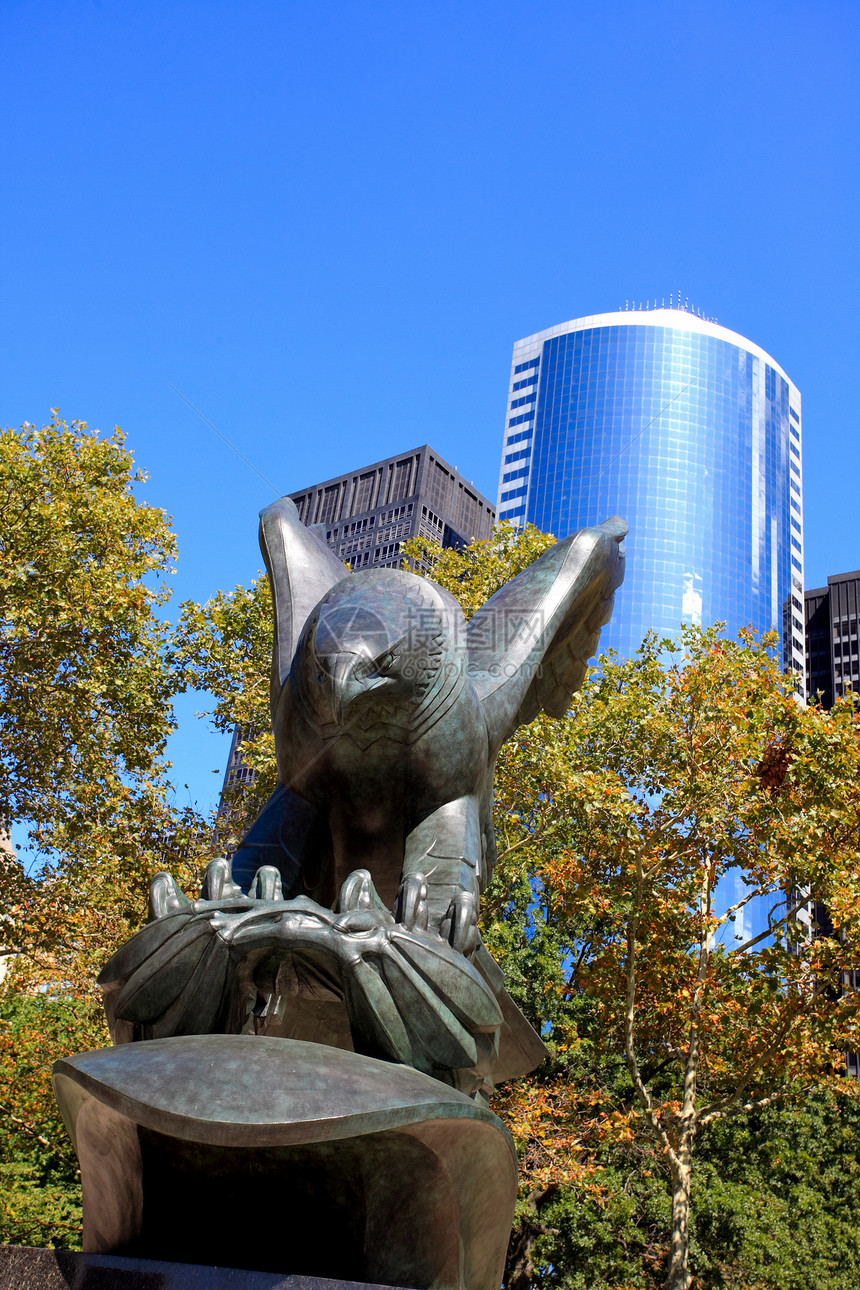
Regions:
[[100, 499, 627, 1097]]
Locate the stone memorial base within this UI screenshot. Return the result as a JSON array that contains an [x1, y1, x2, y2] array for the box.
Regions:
[[0, 1246, 401, 1290], [52, 1035, 517, 1290]]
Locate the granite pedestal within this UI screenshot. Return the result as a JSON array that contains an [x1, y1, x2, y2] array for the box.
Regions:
[[0, 1246, 403, 1290]]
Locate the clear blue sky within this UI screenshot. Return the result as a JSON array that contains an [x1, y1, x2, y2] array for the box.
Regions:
[[2, 1, 858, 816]]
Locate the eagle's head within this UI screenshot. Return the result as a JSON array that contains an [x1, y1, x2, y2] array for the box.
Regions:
[[291, 569, 467, 746]]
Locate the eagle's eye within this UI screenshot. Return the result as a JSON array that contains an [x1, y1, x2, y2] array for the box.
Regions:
[[376, 651, 396, 676]]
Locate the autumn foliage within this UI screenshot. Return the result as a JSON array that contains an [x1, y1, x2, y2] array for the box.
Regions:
[[2, 444, 860, 1287], [413, 531, 860, 1289], [0, 417, 210, 1243]]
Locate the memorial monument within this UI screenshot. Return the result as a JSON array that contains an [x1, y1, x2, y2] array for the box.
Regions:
[[52, 497, 627, 1288]]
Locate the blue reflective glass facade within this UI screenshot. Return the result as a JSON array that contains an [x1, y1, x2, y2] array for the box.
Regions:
[[497, 313, 805, 673], [496, 312, 805, 946]]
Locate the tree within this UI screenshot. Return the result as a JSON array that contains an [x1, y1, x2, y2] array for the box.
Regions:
[[540, 629, 860, 1289], [690, 1087, 860, 1289], [505, 648, 860, 1288], [0, 413, 209, 979], [0, 414, 176, 844], [97, 519, 860, 1285], [170, 573, 276, 847], [0, 415, 209, 1247], [411, 531, 860, 1290], [493, 1082, 860, 1290]]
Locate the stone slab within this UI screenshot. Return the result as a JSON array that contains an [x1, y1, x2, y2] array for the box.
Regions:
[[0, 1246, 402, 1290]]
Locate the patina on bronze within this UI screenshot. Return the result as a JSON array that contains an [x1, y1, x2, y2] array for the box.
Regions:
[[54, 497, 626, 1288]]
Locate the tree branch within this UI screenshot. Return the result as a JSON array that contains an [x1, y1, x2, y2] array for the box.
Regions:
[[700, 1083, 799, 1126], [729, 892, 813, 955], [698, 1013, 796, 1123], [624, 855, 679, 1168], [0, 1099, 77, 1167]]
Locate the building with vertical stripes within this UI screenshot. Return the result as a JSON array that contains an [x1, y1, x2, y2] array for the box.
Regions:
[[805, 571, 860, 709], [496, 307, 805, 676], [289, 445, 494, 570]]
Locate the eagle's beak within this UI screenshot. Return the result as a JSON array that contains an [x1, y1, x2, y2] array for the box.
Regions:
[[326, 653, 367, 725]]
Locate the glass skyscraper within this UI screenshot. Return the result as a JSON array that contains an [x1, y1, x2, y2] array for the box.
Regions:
[[496, 308, 804, 947], [496, 309, 805, 676]]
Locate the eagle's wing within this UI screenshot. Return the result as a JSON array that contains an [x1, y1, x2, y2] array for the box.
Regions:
[[468, 517, 627, 756], [259, 497, 349, 717]]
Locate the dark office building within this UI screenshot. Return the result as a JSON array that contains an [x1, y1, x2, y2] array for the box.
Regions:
[[803, 572, 860, 1078], [288, 445, 495, 570], [804, 571, 860, 708]]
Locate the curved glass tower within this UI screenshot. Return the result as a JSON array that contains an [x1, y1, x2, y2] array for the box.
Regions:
[[496, 309, 805, 676]]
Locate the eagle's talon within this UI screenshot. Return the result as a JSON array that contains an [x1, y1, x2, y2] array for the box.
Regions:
[[337, 869, 394, 922], [443, 892, 479, 957], [200, 857, 243, 902], [147, 872, 190, 922], [395, 873, 429, 932], [249, 865, 284, 902]]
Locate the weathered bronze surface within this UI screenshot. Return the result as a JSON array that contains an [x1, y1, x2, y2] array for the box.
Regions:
[[99, 500, 627, 1095], [55, 497, 626, 1286], [53, 1035, 518, 1289]]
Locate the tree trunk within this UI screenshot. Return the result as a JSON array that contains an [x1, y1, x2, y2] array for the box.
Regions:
[[664, 1133, 693, 1290], [0, 824, 18, 985], [506, 1185, 557, 1290]]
